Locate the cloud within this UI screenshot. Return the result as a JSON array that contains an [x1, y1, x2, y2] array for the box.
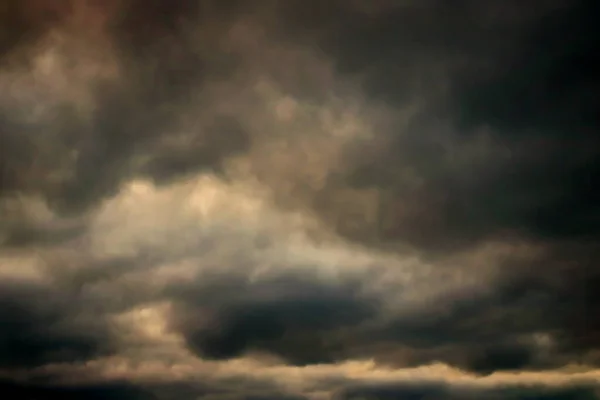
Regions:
[[172, 275, 377, 365], [337, 382, 600, 400], [0, 0, 598, 398], [0, 379, 154, 400], [0, 377, 314, 400], [0, 278, 113, 369]]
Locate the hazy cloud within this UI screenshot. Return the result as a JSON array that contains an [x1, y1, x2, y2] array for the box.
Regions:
[[0, 0, 598, 398]]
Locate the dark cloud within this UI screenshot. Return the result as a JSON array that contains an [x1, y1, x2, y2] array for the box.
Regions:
[[0, 280, 113, 368], [161, 240, 598, 375], [292, 0, 600, 254], [455, 0, 599, 134], [1, 0, 599, 397], [0, 221, 83, 248], [0, 0, 68, 59], [337, 382, 600, 400], [0, 378, 312, 400], [172, 275, 377, 365], [294, 2, 600, 376], [138, 115, 250, 184], [0, 379, 155, 400], [322, 244, 600, 374], [0, 0, 251, 219], [2, 378, 597, 400]]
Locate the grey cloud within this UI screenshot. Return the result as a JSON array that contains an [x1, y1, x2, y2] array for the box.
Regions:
[[454, 0, 599, 135], [171, 274, 377, 365], [0, 378, 311, 400], [0, 0, 251, 220], [244, 0, 597, 257], [155, 240, 596, 375], [0, 280, 114, 368], [334, 0, 598, 249], [147, 381, 310, 400], [0, 0, 599, 397], [337, 382, 600, 400], [1, 376, 597, 400], [155, 236, 595, 374], [329, 244, 600, 374], [2, 0, 595, 247], [0, 0, 67, 59], [0, 379, 154, 400], [0, 196, 86, 249]]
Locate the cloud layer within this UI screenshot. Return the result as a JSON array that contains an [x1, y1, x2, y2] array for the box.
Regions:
[[1, 0, 598, 398]]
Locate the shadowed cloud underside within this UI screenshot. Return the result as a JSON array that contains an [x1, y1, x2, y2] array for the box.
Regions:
[[0, 0, 599, 399]]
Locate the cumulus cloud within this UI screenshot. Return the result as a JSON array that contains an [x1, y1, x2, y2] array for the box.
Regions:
[[0, 0, 598, 399]]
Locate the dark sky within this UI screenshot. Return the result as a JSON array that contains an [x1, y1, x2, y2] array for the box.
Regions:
[[0, 1, 599, 399]]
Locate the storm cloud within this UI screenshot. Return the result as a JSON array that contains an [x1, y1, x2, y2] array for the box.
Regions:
[[0, 0, 598, 398]]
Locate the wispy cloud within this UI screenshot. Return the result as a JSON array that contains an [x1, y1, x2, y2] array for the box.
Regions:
[[1, 1, 598, 398]]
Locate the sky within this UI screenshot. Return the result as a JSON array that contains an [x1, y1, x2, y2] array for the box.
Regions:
[[0, 0, 599, 399]]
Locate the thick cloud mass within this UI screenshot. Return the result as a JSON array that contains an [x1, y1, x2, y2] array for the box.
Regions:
[[338, 383, 600, 400], [0, 280, 112, 368], [0, 0, 598, 399], [173, 276, 377, 365]]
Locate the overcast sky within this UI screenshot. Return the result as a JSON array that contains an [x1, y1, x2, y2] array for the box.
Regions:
[[0, 1, 599, 399]]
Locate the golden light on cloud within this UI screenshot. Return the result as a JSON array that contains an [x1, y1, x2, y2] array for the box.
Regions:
[[0, 0, 598, 399]]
